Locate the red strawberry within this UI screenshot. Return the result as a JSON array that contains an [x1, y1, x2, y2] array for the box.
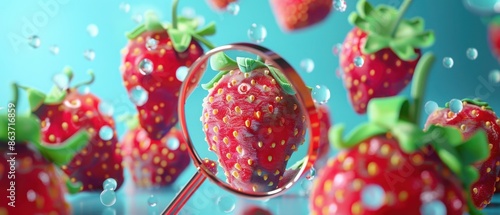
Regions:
[[488, 16, 500, 62], [120, 115, 190, 187], [24, 68, 124, 192], [425, 99, 500, 208], [121, 7, 216, 140], [201, 53, 306, 192], [241, 206, 273, 215], [339, 0, 434, 114], [206, 0, 237, 11], [269, 0, 332, 31], [315, 104, 332, 168], [202, 158, 218, 175]]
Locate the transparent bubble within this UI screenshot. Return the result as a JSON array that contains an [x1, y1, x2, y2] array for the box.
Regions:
[[216, 195, 236, 213], [99, 126, 114, 141], [332, 43, 342, 56], [312, 85, 331, 104], [420, 200, 447, 215], [99, 102, 114, 117], [27, 190, 36, 202], [449, 99, 463, 114], [132, 14, 143, 24], [176, 66, 188, 81], [237, 83, 251, 94], [167, 137, 180, 150], [148, 195, 158, 207], [52, 73, 70, 90], [87, 24, 99, 37], [100, 189, 117, 206], [466, 48, 478, 60], [129, 86, 149, 106], [247, 23, 267, 44], [361, 184, 385, 210], [300, 58, 315, 73], [139, 58, 154, 75], [78, 86, 90, 95], [424, 101, 439, 115], [305, 167, 316, 180], [196, 15, 206, 26], [103, 178, 118, 191], [334, 0, 347, 12], [50, 45, 59, 55], [442, 57, 454, 69], [226, 2, 240, 15], [300, 179, 313, 195], [102, 208, 116, 215], [182, 7, 196, 18], [145, 38, 158, 51], [489, 70, 500, 83], [354, 56, 364, 67], [119, 2, 130, 13], [28, 35, 41, 48], [84, 49, 96, 61]]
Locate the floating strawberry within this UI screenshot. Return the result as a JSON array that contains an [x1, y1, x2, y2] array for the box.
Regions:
[[120, 115, 190, 187], [241, 205, 273, 215], [201, 53, 306, 192], [206, 0, 237, 11], [339, 0, 434, 114], [270, 0, 332, 31], [121, 0, 216, 140], [425, 99, 500, 209], [488, 16, 500, 62], [22, 67, 124, 192]]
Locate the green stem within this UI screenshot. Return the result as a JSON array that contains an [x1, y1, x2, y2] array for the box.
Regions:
[[11, 83, 19, 108], [390, 0, 412, 38], [172, 0, 179, 29], [191, 34, 216, 50], [409, 52, 435, 126], [72, 70, 95, 89]]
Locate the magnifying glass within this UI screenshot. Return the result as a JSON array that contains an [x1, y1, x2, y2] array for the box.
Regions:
[[162, 43, 321, 214]]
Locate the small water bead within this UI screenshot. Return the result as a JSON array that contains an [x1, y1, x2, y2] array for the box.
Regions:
[[424, 101, 439, 115], [237, 83, 251, 94], [132, 14, 143, 24], [129, 86, 149, 106], [84, 49, 96, 61], [489, 70, 500, 83], [300, 179, 313, 195], [361, 184, 385, 210], [312, 85, 331, 104], [119, 2, 130, 13], [181, 7, 196, 18], [28, 35, 41, 48], [87, 24, 99, 37], [176, 66, 188, 81], [27, 190, 36, 202], [442, 57, 454, 69], [52, 73, 70, 90], [466, 48, 478, 60], [420, 200, 447, 215], [167, 137, 180, 150], [50, 45, 59, 55], [247, 23, 267, 44], [196, 16, 206, 26], [216, 195, 236, 213], [99, 126, 114, 141], [334, 0, 347, 12], [354, 56, 364, 67], [305, 167, 316, 180], [77, 86, 90, 95], [38, 172, 50, 185], [332, 43, 342, 56], [139, 58, 154, 75], [100, 189, 117, 206], [148, 195, 158, 207], [449, 99, 463, 114], [226, 2, 240, 15], [99, 102, 114, 117], [300, 58, 315, 73], [103, 178, 118, 191], [145, 38, 158, 51]]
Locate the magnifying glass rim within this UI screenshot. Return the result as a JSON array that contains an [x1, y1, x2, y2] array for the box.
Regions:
[[178, 42, 321, 199]]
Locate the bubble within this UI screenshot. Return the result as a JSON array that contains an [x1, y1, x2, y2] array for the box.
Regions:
[[466, 48, 478, 60], [332, 43, 342, 56], [361, 184, 385, 210], [449, 99, 463, 114], [84, 49, 95, 61], [237, 83, 251, 94], [182, 7, 196, 18], [100, 189, 117, 206], [176, 66, 188, 81], [300, 179, 313, 195], [77, 86, 90, 94], [119, 2, 130, 13], [148, 195, 158, 207], [442, 57, 454, 69], [129, 86, 149, 106], [300, 58, 315, 73], [28, 35, 41, 48], [103, 178, 118, 191], [52, 73, 70, 90], [167, 137, 180, 150], [354, 56, 364, 67], [489, 70, 500, 83], [38, 172, 50, 185], [145, 38, 158, 51], [424, 101, 439, 115], [305, 167, 316, 180], [247, 23, 267, 44], [196, 16, 206, 26], [50, 45, 59, 55], [139, 58, 154, 75], [27, 190, 36, 202], [312, 85, 331, 104], [334, 0, 347, 12], [226, 2, 240, 15], [99, 126, 114, 141], [102, 208, 116, 215], [87, 24, 99, 37], [216, 195, 236, 213], [420, 200, 447, 215], [132, 14, 143, 23], [99, 102, 114, 117]]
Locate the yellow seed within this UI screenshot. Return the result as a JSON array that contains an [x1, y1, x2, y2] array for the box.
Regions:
[[380, 144, 390, 156], [285, 155, 290, 161], [473, 188, 478, 194], [218, 88, 223, 95], [252, 186, 257, 192], [267, 127, 272, 134], [212, 136, 218, 142], [223, 116, 229, 123], [257, 169, 262, 176], [486, 121, 492, 128], [236, 146, 243, 154], [232, 171, 239, 178], [487, 167, 492, 173], [235, 163, 242, 170], [226, 95, 232, 102], [255, 111, 261, 119], [271, 143, 276, 148], [247, 159, 253, 165], [62, 122, 68, 130], [233, 131, 238, 138], [281, 140, 286, 145], [213, 126, 219, 133], [245, 120, 251, 127], [353, 179, 362, 191], [274, 170, 280, 175], [226, 153, 231, 159], [248, 95, 255, 102], [223, 137, 229, 145], [212, 109, 218, 115], [370, 69, 375, 76], [263, 174, 268, 181], [258, 141, 263, 148], [399, 191, 408, 201], [268, 182, 274, 187], [460, 124, 466, 131], [235, 106, 242, 114], [268, 156, 273, 162], [358, 143, 368, 154], [294, 128, 298, 136], [367, 162, 378, 176], [351, 202, 362, 215]]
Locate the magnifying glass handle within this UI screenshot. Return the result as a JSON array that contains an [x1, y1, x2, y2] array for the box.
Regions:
[[162, 170, 207, 215]]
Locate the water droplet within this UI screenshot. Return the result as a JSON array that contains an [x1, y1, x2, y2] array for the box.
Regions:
[[64, 99, 82, 109], [312, 85, 331, 104], [361, 184, 385, 210], [336, 67, 344, 79], [99, 126, 114, 141], [78, 86, 90, 94], [52, 73, 70, 90], [87, 24, 99, 37], [148, 195, 158, 207], [167, 137, 180, 150], [176, 66, 188, 81], [129, 86, 149, 106], [146, 38, 158, 51], [103, 178, 118, 191], [332, 43, 342, 56], [132, 14, 143, 23], [216, 195, 236, 213], [237, 83, 251, 94], [247, 23, 267, 44], [119, 2, 130, 13], [38, 172, 50, 185], [305, 167, 316, 180], [300, 179, 313, 195], [50, 45, 59, 55], [182, 7, 196, 18], [139, 58, 154, 75], [354, 56, 364, 67], [420, 200, 447, 215], [27, 190, 36, 202], [442, 57, 454, 68], [449, 99, 463, 113], [100, 189, 117, 206], [99, 102, 114, 117], [196, 16, 206, 26], [466, 48, 478, 60], [226, 2, 240, 15], [424, 101, 439, 115], [300, 58, 315, 73], [84, 49, 95, 61], [489, 70, 500, 83], [28, 35, 41, 48], [334, 0, 347, 12]]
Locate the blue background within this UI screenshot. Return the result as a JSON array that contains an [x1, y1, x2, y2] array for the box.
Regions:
[[2, 0, 500, 214]]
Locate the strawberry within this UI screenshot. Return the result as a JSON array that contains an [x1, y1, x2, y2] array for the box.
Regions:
[[269, 0, 332, 31], [206, 0, 237, 11], [121, 5, 216, 140], [424, 98, 500, 209], [202, 158, 218, 175], [241, 206, 273, 215], [200, 53, 306, 192], [488, 16, 500, 62], [119, 115, 190, 187], [311, 96, 489, 215], [315, 104, 332, 168], [23, 67, 124, 192], [339, 0, 434, 114]]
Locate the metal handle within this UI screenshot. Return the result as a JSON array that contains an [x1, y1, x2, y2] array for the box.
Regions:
[[162, 170, 207, 215]]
